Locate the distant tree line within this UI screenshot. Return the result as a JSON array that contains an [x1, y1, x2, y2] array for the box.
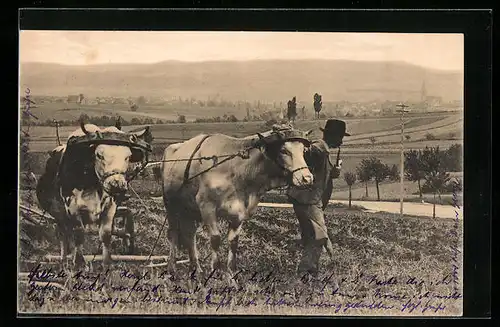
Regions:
[[36, 114, 176, 127], [194, 114, 239, 123]]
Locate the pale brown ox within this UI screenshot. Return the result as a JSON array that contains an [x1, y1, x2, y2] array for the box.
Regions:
[[36, 122, 151, 269], [161, 126, 314, 279]]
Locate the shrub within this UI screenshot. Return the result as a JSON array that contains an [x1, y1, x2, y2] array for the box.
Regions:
[[425, 133, 436, 140]]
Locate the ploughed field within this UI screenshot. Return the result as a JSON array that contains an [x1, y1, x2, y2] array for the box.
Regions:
[[26, 112, 462, 153], [18, 188, 463, 316]]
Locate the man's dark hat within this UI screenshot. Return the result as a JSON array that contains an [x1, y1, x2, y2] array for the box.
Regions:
[[319, 119, 351, 137]]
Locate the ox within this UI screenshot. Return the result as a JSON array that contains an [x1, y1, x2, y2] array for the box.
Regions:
[[161, 124, 314, 280], [36, 121, 151, 269]]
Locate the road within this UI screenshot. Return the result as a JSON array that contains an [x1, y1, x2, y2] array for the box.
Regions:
[[258, 200, 462, 220]]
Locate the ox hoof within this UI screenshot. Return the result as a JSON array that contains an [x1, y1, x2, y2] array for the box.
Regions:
[[73, 254, 87, 271], [224, 271, 239, 288], [210, 259, 223, 272]]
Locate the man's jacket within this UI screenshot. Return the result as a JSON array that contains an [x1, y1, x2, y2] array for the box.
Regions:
[[287, 139, 340, 209]]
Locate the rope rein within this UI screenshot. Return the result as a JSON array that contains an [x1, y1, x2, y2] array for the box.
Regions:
[[144, 136, 258, 261], [140, 132, 313, 262]]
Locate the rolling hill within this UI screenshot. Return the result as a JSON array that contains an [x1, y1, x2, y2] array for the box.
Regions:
[[20, 60, 463, 103]]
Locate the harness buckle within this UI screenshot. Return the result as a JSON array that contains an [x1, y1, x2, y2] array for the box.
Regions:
[[211, 155, 218, 165], [239, 150, 250, 159]]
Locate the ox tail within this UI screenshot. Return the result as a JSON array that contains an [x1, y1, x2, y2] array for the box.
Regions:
[[35, 147, 64, 213]]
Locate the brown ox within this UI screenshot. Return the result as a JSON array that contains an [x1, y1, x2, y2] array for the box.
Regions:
[[36, 122, 151, 268], [161, 124, 314, 279]]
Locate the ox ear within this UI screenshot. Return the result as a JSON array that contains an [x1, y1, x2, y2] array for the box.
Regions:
[[133, 126, 153, 142], [256, 133, 267, 147]]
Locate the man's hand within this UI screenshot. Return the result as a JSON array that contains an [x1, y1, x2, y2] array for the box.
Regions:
[[331, 159, 342, 179]]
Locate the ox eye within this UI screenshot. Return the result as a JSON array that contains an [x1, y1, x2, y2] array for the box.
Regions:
[[96, 152, 104, 159]]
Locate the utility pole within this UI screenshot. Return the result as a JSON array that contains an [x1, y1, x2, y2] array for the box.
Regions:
[[396, 103, 410, 218]]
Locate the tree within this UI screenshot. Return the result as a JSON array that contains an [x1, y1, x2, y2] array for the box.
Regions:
[[425, 133, 436, 140], [79, 113, 90, 123], [313, 93, 322, 119], [137, 96, 147, 105], [287, 96, 297, 122], [405, 135, 411, 142], [404, 149, 425, 198], [227, 114, 238, 123], [443, 144, 462, 172], [367, 157, 389, 201], [420, 146, 451, 217], [177, 115, 187, 123], [356, 161, 371, 198], [425, 171, 451, 218], [369, 137, 377, 146], [388, 164, 399, 182], [343, 172, 357, 208]]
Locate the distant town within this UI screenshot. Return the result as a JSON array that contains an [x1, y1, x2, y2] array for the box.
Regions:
[[22, 80, 462, 127]]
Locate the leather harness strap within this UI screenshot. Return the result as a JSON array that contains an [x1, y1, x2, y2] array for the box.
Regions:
[[183, 134, 212, 184]]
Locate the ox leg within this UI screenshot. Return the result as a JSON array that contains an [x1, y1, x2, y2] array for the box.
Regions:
[[181, 219, 203, 275], [207, 220, 222, 272], [73, 223, 86, 270], [99, 204, 117, 269], [181, 219, 203, 291], [198, 203, 222, 272], [196, 188, 225, 275], [227, 219, 243, 288], [166, 224, 179, 273], [227, 219, 243, 274], [57, 224, 70, 270]]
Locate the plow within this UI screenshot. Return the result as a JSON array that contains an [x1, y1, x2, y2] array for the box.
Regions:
[[18, 191, 192, 292], [19, 162, 185, 295]]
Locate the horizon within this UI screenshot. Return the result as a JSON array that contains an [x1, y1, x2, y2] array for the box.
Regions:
[[19, 31, 464, 72], [20, 58, 462, 74]]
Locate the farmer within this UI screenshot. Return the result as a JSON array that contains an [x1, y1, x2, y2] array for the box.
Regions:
[[287, 119, 350, 277]]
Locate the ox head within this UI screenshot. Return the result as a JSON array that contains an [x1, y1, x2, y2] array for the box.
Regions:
[[257, 124, 314, 187], [77, 121, 151, 195]]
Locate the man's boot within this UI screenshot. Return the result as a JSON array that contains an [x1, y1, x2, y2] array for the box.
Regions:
[[297, 241, 324, 278]]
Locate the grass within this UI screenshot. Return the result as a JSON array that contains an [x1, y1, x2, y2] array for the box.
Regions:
[[18, 187, 463, 316], [334, 180, 463, 206]]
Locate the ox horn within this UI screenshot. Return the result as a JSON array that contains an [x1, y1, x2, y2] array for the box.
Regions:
[[80, 120, 89, 135], [134, 127, 147, 138], [134, 126, 153, 142], [115, 116, 122, 130], [305, 129, 314, 137]]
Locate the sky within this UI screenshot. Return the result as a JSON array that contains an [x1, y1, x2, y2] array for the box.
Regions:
[[19, 31, 464, 71]]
